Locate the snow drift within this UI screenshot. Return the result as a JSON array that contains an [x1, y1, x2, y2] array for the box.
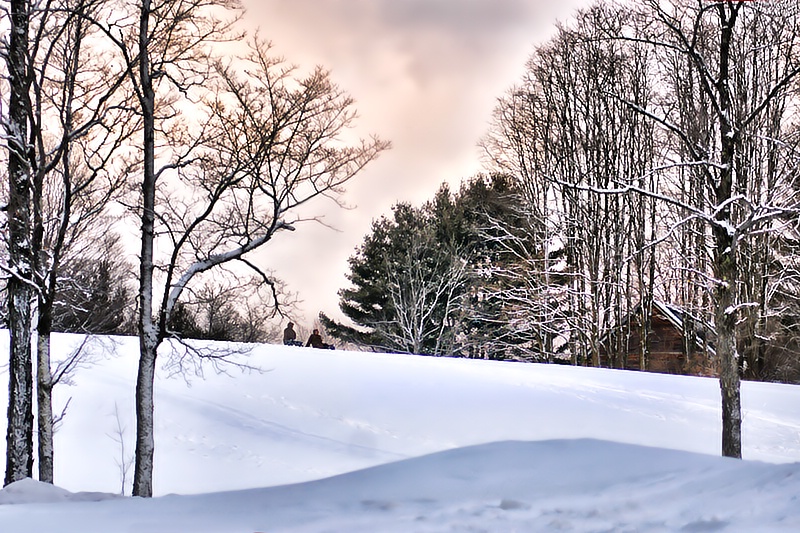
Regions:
[[0, 332, 798, 531]]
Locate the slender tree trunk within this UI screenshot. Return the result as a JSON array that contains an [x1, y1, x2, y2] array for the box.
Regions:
[[33, 5, 91, 484], [715, 256, 741, 458], [133, 0, 160, 498], [35, 117, 71, 487], [5, 0, 35, 486], [6, 290, 34, 486], [714, 3, 742, 459], [132, 336, 157, 497], [36, 316, 54, 483]]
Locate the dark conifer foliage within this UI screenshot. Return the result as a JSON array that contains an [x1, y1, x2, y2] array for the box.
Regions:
[[52, 254, 132, 335], [324, 174, 535, 358], [166, 302, 204, 340]]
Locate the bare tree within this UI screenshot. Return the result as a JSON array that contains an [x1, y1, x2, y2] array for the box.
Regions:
[[1, 0, 135, 485], [467, 206, 565, 362], [483, 5, 658, 368], [95, 0, 246, 497], [169, 276, 279, 342], [107, 402, 134, 496], [483, 0, 800, 460], [638, 0, 800, 459], [384, 229, 469, 355], [31, 0, 133, 484], [106, 6, 387, 494]]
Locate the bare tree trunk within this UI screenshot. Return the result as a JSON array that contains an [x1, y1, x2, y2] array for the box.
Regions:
[[132, 337, 157, 497], [6, 290, 34, 486], [714, 3, 742, 459], [5, 0, 35, 486], [36, 328, 54, 483], [132, 0, 158, 498], [125, 8, 383, 495]]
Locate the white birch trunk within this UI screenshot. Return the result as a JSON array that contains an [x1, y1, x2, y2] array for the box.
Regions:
[[133, 330, 157, 497], [132, 0, 159, 498], [36, 330, 54, 483], [4, 0, 35, 486]]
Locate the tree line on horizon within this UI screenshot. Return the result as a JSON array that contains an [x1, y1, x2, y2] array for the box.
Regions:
[[329, 1, 800, 378], [327, 0, 800, 463]]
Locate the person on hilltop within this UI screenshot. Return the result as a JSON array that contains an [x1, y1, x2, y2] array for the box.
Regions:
[[283, 322, 302, 346], [306, 329, 334, 349]]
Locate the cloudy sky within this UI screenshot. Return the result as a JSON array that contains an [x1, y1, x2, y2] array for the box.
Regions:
[[242, 0, 592, 327]]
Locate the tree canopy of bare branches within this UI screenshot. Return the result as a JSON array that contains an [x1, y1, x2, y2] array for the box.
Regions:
[[483, 0, 800, 459], [108, 3, 388, 493]]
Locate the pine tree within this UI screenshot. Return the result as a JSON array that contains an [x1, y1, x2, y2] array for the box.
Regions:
[[325, 174, 535, 358]]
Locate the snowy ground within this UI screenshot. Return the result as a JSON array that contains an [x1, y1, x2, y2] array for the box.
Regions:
[[0, 332, 798, 531]]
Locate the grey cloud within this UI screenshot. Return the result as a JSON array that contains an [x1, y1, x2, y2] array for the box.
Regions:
[[379, 0, 535, 34]]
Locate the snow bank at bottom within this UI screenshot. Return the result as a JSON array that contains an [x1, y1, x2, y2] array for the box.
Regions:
[[0, 439, 798, 533], [0, 478, 122, 505]]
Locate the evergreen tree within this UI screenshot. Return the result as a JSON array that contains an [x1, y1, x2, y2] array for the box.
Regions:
[[324, 203, 437, 353], [324, 174, 535, 358], [53, 255, 132, 335], [166, 302, 204, 340], [449, 174, 547, 360]]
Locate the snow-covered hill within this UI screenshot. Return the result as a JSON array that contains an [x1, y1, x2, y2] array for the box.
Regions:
[[0, 332, 798, 531]]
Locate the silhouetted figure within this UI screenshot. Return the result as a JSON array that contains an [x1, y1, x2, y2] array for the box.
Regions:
[[283, 322, 301, 346], [306, 329, 334, 349]]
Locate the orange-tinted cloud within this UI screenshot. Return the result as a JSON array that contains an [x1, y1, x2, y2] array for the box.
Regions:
[[243, 0, 593, 325]]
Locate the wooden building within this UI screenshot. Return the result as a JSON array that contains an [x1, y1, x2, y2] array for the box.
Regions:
[[600, 301, 716, 376]]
